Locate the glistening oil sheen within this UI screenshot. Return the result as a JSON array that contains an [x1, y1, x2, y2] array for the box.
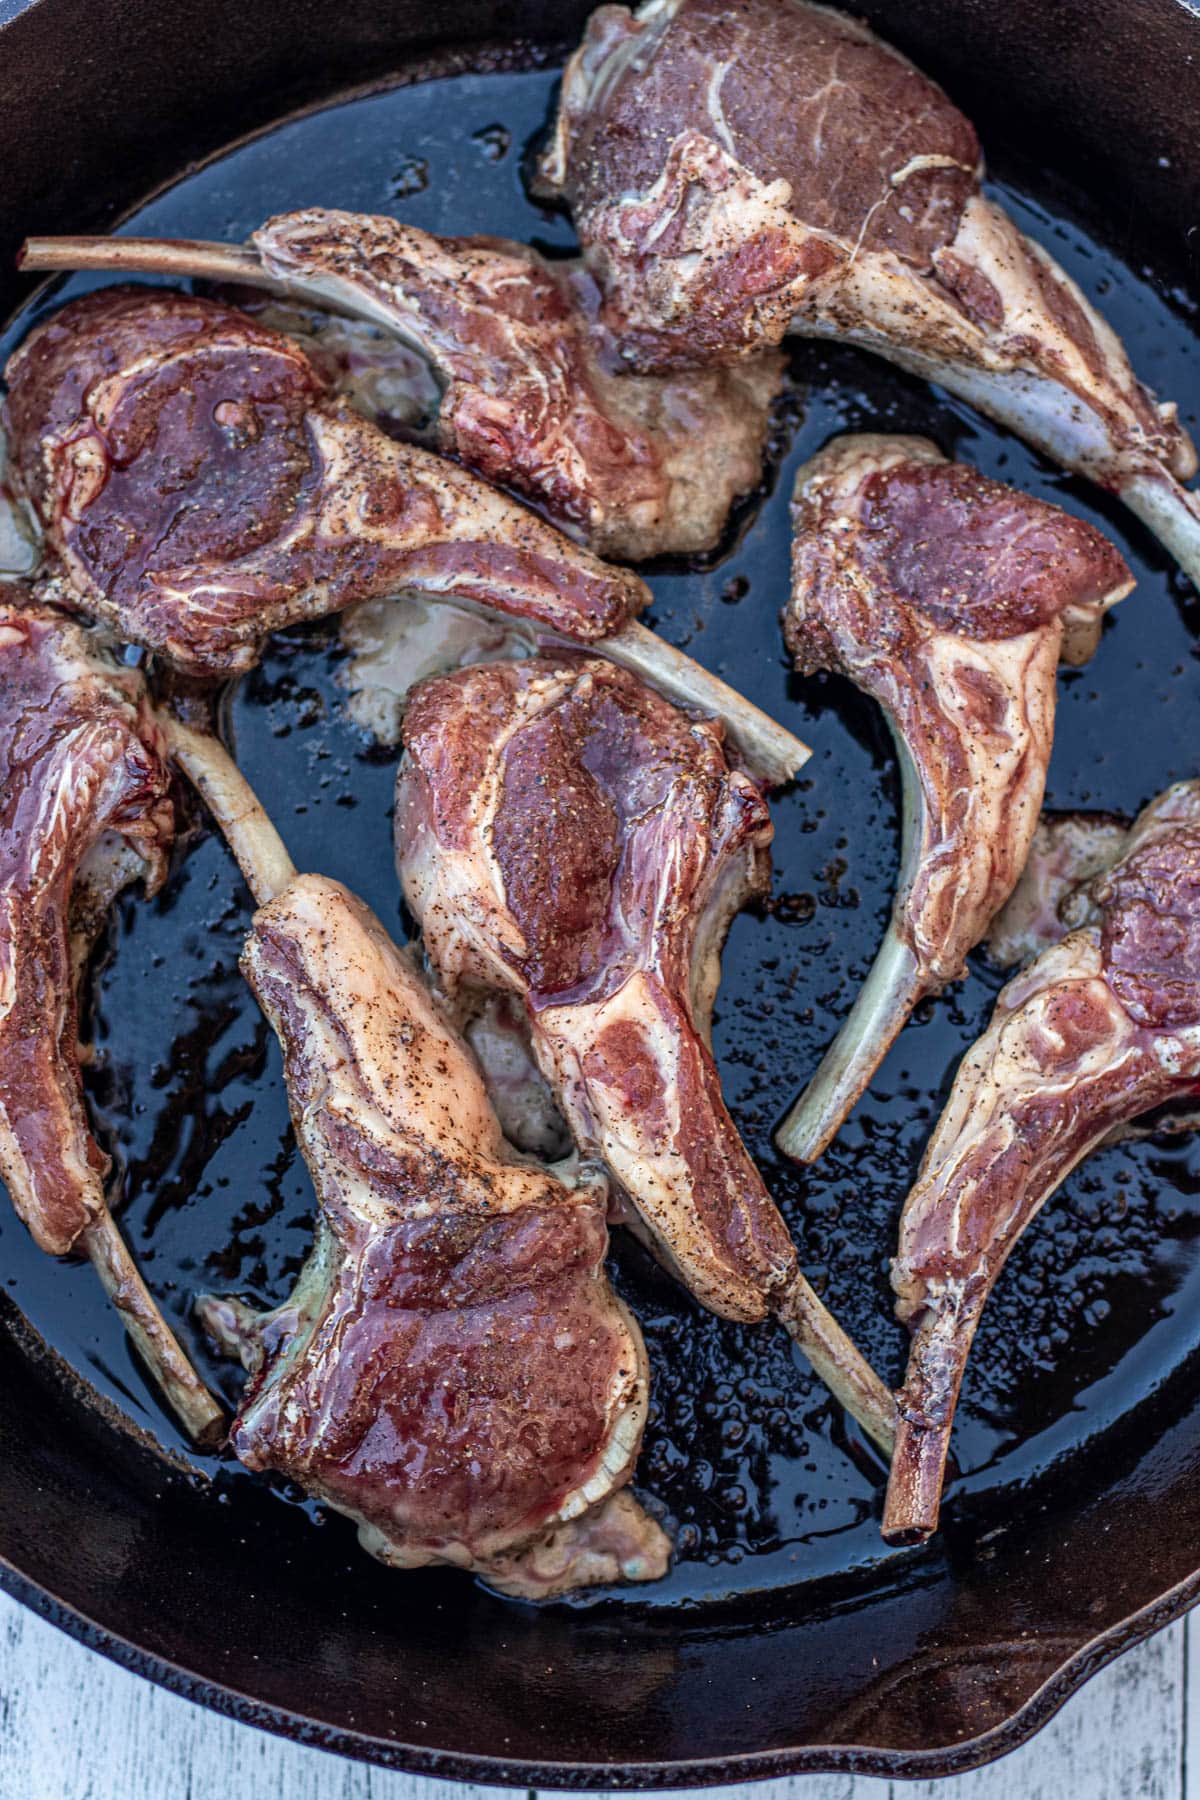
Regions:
[[0, 59, 1199, 1617]]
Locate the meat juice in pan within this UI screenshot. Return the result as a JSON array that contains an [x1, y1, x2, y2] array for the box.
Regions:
[[1, 61, 1199, 1609]]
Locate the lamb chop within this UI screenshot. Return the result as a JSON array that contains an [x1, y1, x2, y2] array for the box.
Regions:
[[396, 652, 897, 1453], [3, 285, 806, 784], [164, 718, 668, 1597], [777, 434, 1133, 1164], [21, 210, 788, 563], [883, 780, 1200, 1544], [0, 588, 222, 1441], [533, 0, 1200, 586]]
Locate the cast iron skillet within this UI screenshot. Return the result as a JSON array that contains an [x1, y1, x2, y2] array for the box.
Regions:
[[2, 0, 1200, 1782]]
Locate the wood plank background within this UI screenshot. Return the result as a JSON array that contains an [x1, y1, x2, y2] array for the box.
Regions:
[[0, 1592, 1189, 1799]]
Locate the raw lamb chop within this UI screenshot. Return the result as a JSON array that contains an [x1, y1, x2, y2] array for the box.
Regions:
[[884, 780, 1200, 1544], [777, 434, 1133, 1163], [396, 653, 897, 1452], [0, 589, 222, 1440], [21, 211, 788, 562], [3, 285, 806, 783], [534, 0, 1200, 585], [165, 717, 669, 1597]]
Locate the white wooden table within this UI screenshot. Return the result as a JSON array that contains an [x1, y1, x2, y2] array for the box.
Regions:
[[0, 1591, 1189, 1800]]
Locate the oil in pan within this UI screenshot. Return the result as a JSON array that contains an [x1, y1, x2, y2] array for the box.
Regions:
[[2, 57, 1199, 1612]]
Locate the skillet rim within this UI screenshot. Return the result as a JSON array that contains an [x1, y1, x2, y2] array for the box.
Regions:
[[2, 1549, 1195, 1785]]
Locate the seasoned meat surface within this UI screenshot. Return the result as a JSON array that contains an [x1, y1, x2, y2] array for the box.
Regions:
[[778, 434, 1132, 1163], [3, 287, 647, 675], [885, 782, 1200, 1543], [201, 872, 668, 1597], [0, 587, 221, 1439], [251, 208, 787, 560], [398, 654, 786, 1318], [398, 653, 898, 1450], [540, 0, 1200, 581], [0, 589, 173, 1255], [541, 0, 979, 365]]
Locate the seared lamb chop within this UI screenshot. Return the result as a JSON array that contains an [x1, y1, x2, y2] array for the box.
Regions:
[[985, 807, 1200, 1148], [777, 435, 1133, 1163], [534, 0, 1200, 585], [397, 653, 896, 1452], [4, 286, 635, 668], [165, 719, 668, 1597], [0, 589, 222, 1440], [4, 285, 806, 783], [884, 780, 1200, 1544], [23, 211, 788, 562]]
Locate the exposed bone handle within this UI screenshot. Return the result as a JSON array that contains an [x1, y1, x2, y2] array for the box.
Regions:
[[881, 1417, 951, 1545], [777, 1275, 897, 1456], [1122, 472, 1200, 589], [21, 234, 282, 291], [82, 1215, 225, 1445], [161, 715, 297, 904], [882, 1294, 980, 1543], [777, 925, 924, 1163], [599, 621, 810, 786]]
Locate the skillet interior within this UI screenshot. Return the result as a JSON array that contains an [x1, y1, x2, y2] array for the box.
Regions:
[[1, 0, 1200, 1780]]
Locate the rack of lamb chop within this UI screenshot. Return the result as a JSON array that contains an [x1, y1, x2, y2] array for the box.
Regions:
[[532, 0, 1200, 586], [396, 652, 896, 1453], [20, 210, 787, 564], [0, 588, 222, 1441], [2, 285, 806, 784], [777, 434, 1133, 1164], [163, 716, 669, 1597], [883, 780, 1200, 1545]]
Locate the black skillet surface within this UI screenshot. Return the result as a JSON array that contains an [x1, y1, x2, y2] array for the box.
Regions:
[[0, 0, 1199, 1781]]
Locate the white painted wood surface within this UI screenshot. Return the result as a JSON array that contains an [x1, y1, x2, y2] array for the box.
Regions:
[[0, 1589, 1190, 1800]]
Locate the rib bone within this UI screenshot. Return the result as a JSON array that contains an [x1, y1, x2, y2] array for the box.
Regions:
[[397, 651, 896, 1452], [4, 281, 807, 783], [536, 0, 1200, 585], [166, 716, 669, 1595], [0, 591, 222, 1442], [777, 435, 1133, 1162], [884, 780, 1200, 1543]]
